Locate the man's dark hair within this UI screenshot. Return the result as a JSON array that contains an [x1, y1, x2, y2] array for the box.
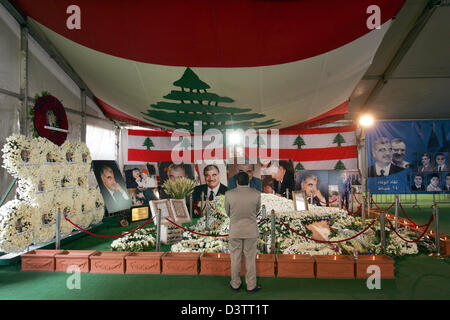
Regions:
[[435, 152, 445, 158], [236, 171, 249, 186], [430, 173, 439, 180], [204, 164, 219, 175], [414, 173, 423, 179], [422, 153, 431, 159], [100, 165, 113, 176]]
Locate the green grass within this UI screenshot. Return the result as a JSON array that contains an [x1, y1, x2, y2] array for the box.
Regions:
[[0, 201, 449, 300]]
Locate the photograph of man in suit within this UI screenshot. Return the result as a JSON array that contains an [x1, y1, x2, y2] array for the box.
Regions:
[[272, 160, 295, 198], [368, 137, 404, 177], [159, 163, 188, 200], [97, 164, 131, 213], [225, 171, 262, 293], [434, 153, 448, 172], [338, 172, 352, 209], [192, 164, 228, 205], [228, 163, 262, 191], [300, 173, 327, 206], [442, 174, 450, 192], [411, 174, 425, 191], [391, 138, 410, 168], [418, 153, 434, 173], [426, 174, 442, 192]]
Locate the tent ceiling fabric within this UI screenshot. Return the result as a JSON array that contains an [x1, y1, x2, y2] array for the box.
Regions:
[[14, 0, 407, 129]]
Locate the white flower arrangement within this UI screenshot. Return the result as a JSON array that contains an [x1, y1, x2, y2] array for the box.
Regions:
[[110, 227, 156, 252], [33, 207, 57, 245], [0, 135, 102, 254], [0, 200, 40, 253]]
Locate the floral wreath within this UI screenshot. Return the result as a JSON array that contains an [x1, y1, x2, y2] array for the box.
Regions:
[[32, 93, 68, 146]]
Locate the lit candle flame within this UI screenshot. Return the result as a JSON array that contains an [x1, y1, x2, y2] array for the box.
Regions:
[[293, 255, 296, 260], [257, 254, 259, 259], [333, 255, 337, 261], [372, 256, 375, 261], [218, 253, 221, 258]]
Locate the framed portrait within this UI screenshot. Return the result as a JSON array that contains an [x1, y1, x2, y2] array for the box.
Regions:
[[149, 199, 175, 225], [293, 190, 308, 211], [92, 160, 131, 214], [169, 198, 191, 224]]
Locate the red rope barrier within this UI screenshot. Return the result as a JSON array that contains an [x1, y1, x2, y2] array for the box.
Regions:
[[258, 218, 267, 225], [166, 218, 229, 237], [344, 204, 362, 215], [352, 192, 362, 205], [192, 201, 206, 214], [386, 214, 434, 243], [370, 194, 395, 212], [278, 218, 377, 243], [64, 216, 154, 239], [399, 204, 428, 227], [314, 196, 338, 205]]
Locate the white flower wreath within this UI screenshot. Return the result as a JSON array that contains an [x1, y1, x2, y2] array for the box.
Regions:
[[33, 207, 57, 245], [0, 200, 40, 253]]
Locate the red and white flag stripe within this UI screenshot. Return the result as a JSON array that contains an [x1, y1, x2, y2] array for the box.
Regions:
[[126, 126, 357, 170]]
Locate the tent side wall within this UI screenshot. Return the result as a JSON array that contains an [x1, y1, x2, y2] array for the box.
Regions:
[[0, 4, 118, 203]]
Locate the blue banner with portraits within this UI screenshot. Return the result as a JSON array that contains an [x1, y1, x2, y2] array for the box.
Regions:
[[366, 120, 450, 194]]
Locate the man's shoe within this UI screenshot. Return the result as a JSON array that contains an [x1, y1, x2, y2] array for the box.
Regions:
[[247, 285, 262, 293], [230, 284, 241, 292]]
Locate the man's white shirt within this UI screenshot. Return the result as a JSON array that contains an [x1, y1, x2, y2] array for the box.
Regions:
[[375, 163, 391, 176], [207, 184, 221, 199]]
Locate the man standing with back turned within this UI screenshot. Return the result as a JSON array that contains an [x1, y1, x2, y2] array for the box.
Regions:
[[225, 172, 262, 293]]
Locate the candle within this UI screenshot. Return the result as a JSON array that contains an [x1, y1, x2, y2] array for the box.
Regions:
[[372, 256, 375, 261], [293, 255, 296, 260], [218, 253, 221, 258], [333, 255, 337, 261], [257, 254, 259, 259]]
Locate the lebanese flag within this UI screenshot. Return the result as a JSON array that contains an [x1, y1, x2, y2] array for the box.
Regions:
[[125, 125, 357, 170], [14, 0, 406, 129]]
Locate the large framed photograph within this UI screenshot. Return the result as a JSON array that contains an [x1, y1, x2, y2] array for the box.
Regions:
[[169, 199, 191, 224], [92, 160, 132, 214], [149, 199, 175, 225], [293, 190, 308, 211]]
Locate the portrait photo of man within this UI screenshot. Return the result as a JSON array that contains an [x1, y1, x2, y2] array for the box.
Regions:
[[272, 160, 295, 198], [410, 173, 425, 191], [192, 164, 228, 205], [93, 160, 131, 213], [228, 161, 262, 191], [157, 162, 194, 200], [442, 174, 450, 192], [418, 153, 434, 173], [391, 138, 410, 168], [21, 149, 29, 163], [368, 137, 404, 177], [434, 152, 448, 172], [426, 174, 442, 192], [296, 171, 327, 206]]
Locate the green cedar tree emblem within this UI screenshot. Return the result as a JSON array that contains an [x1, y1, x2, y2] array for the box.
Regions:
[[254, 135, 266, 148], [143, 137, 154, 150], [180, 137, 192, 150], [295, 162, 305, 171], [333, 133, 346, 147], [142, 67, 280, 132], [293, 135, 306, 149], [334, 160, 346, 170]]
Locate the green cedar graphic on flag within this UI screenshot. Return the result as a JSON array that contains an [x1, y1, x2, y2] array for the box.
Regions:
[[295, 162, 305, 171], [334, 160, 346, 170], [254, 135, 266, 148], [142, 67, 280, 132], [333, 133, 346, 147], [143, 137, 154, 150], [180, 137, 192, 150], [293, 135, 306, 149]]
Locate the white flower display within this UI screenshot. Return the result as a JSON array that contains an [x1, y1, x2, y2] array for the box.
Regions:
[[33, 207, 56, 245], [0, 135, 104, 254], [111, 227, 156, 252], [0, 200, 40, 253], [169, 193, 432, 257]]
